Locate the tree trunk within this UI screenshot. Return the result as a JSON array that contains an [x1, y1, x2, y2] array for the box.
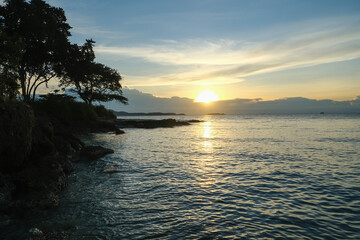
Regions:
[[19, 68, 29, 102]]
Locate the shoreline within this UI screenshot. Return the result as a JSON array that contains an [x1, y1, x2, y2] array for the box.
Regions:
[[0, 103, 202, 239]]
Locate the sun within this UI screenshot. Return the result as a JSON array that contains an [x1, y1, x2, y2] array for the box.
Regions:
[[195, 90, 219, 103]]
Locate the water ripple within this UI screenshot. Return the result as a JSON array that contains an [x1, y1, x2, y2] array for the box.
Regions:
[[4, 115, 360, 240]]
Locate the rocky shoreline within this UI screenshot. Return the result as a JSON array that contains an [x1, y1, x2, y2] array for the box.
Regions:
[[116, 118, 202, 129], [0, 102, 118, 239], [0, 102, 201, 239]]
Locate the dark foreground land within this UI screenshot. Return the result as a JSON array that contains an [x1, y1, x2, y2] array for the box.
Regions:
[[0, 101, 201, 239]]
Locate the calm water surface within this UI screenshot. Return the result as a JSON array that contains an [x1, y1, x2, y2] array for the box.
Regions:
[[5, 114, 360, 239]]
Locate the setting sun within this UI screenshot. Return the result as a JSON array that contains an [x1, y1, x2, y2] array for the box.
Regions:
[[195, 90, 219, 103]]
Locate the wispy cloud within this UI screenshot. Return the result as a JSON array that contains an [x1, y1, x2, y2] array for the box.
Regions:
[[71, 26, 131, 40], [95, 18, 360, 86]]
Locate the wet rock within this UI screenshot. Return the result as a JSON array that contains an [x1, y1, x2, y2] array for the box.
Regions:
[[116, 118, 192, 129], [69, 119, 118, 133], [25, 227, 72, 240], [37, 192, 60, 209], [115, 128, 125, 135], [0, 101, 116, 222], [188, 119, 204, 123], [54, 135, 84, 156], [29, 227, 43, 237], [0, 214, 11, 228], [0, 173, 15, 212], [80, 146, 114, 161]]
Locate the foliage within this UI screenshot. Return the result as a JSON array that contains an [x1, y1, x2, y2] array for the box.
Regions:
[[0, 72, 19, 101], [1, 0, 127, 106], [61, 40, 128, 105], [32, 94, 116, 122], [93, 105, 117, 120], [0, 9, 21, 100], [0, 0, 71, 102], [0, 101, 34, 170]]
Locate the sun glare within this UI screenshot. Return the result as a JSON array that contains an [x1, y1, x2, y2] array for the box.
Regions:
[[195, 90, 219, 103]]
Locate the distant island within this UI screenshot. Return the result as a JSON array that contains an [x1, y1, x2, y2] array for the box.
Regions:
[[207, 113, 225, 115], [113, 111, 186, 116]]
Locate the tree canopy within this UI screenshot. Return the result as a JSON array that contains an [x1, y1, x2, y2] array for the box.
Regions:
[[0, 0, 127, 105], [61, 40, 128, 105], [1, 0, 71, 102]]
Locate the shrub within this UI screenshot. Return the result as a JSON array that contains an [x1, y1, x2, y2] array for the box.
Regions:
[[32, 94, 115, 122], [93, 105, 116, 120]]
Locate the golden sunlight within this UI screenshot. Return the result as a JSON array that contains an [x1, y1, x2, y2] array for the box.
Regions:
[[195, 90, 219, 103]]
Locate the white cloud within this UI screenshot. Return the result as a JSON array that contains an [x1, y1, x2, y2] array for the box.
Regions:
[[95, 17, 360, 86], [109, 88, 360, 114]]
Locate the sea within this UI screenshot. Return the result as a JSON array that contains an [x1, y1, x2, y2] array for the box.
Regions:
[[3, 114, 360, 239]]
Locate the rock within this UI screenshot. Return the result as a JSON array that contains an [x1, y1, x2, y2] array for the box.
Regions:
[[37, 192, 60, 209], [80, 146, 114, 161], [0, 101, 117, 219], [9, 154, 73, 210], [25, 227, 74, 240], [0, 214, 11, 228], [69, 119, 118, 133], [29, 227, 43, 237], [67, 135, 84, 151], [116, 118, 192, 129], [0, 173, 16, 212], [115, 128, 125, 135], [30, 123, 56, 160], [188, 119, 204, 123], [53, 134, 84, 155]]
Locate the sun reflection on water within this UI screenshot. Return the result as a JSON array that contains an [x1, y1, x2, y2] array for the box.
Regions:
[[196, 121, 218, 188], [202, 121, 213, 153], [203, 121, 212, 139]]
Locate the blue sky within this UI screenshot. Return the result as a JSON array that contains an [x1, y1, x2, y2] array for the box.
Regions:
[[44, 0, 360, 101]]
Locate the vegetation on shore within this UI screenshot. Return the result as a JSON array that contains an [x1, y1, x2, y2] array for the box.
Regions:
[[33, 94, 116, 122], [0, 0, 127, 104], [0, 1, 202, 238], [0, 1, 127, 238]]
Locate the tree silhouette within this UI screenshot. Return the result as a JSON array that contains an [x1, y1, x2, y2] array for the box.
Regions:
[[0, 25, 20, 100], [0, 0, 71, 102], [61, 40, 128, 105]]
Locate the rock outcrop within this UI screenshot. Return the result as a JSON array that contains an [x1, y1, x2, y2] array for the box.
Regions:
[[80, 146, 114, 161], [116, 118, 201, 129], [0, 102, 86, 213]]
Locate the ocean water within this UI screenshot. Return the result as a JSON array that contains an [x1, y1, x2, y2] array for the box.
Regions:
[[4, 114, 360, 239]]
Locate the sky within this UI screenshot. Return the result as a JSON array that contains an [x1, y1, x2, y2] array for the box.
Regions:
[[42, 0, 360, 102], [104, 88, 360, 114], [2, 0, 359, 110]]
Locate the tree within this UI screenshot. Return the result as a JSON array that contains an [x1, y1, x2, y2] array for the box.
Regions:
[[0, 0, 71, 102], [0, 4, 20, 100], [0, 31, 20, 100], [61, 40, 128, 105]]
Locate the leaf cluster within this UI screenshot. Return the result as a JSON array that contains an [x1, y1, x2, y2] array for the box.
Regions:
[[61, 40, 128, 105]]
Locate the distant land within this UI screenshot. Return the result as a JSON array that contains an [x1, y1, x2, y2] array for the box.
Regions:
[[207, 113, 225, 115], [113, 111, 185, 116], [102, 88, 360, 115]]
